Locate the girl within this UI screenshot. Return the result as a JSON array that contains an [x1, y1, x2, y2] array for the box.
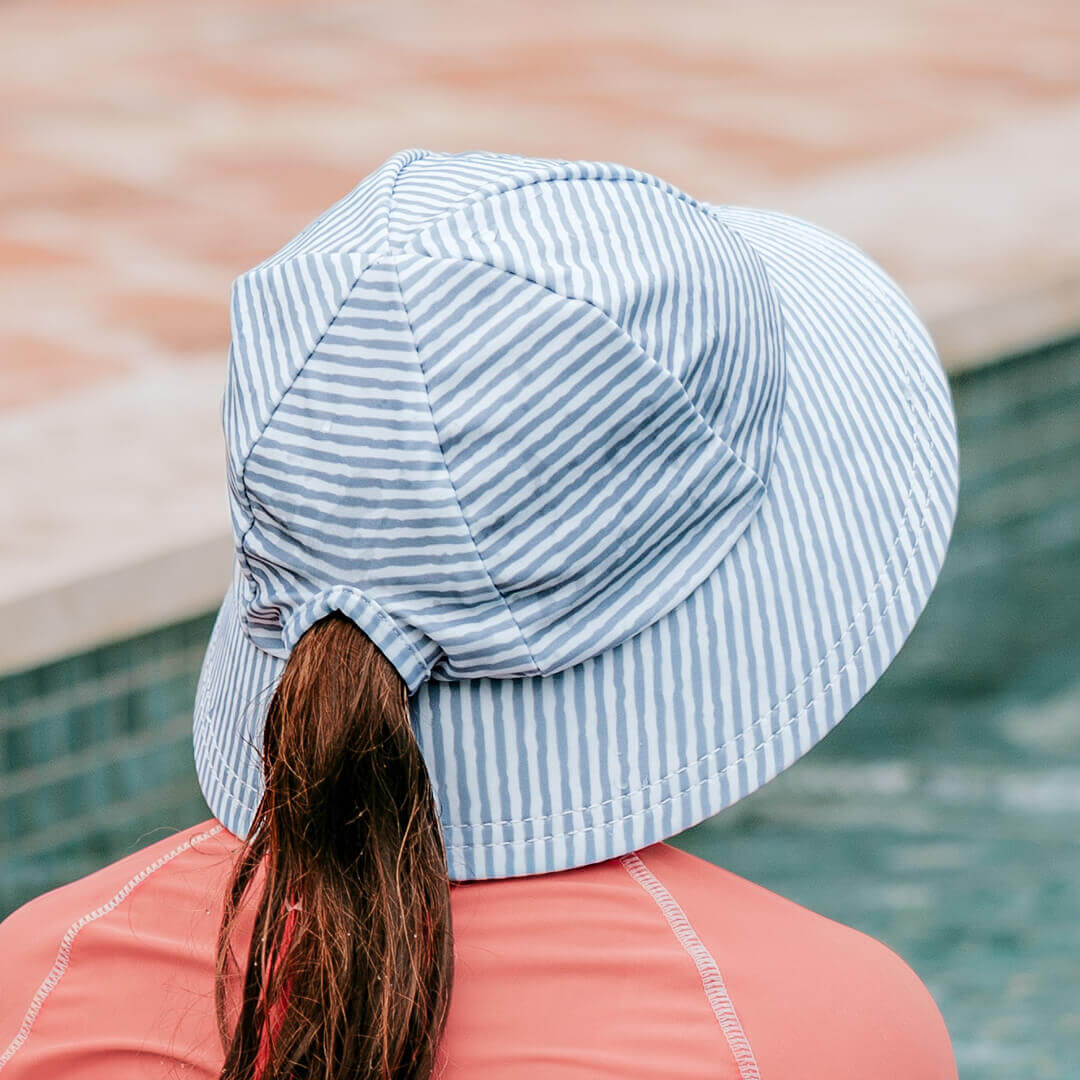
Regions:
[[0, 150, 959, 1079]]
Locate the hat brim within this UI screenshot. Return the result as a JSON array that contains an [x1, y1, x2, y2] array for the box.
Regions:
[[194, 208, 958, 880]]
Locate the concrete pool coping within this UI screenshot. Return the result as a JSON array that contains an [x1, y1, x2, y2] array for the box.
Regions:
[[4, 100, 1080, 677]]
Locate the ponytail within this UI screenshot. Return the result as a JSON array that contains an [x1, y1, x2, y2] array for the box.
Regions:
[[216, 614, 453, 1080]]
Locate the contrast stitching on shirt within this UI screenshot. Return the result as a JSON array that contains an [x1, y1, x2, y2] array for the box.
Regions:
[[619, 851, 762, 1080], [0, 824, 224, 1071]]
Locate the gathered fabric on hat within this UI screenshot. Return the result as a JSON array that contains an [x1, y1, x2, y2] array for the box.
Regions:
[[194, 149, 958, 881]]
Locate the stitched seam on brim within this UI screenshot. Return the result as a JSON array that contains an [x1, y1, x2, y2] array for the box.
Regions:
[[436, 226, 938, 842]]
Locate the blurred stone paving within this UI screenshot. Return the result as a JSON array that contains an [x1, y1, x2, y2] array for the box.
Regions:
[[2, 1, 1080, 665]]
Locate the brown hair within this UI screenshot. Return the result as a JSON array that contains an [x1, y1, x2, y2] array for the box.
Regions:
[[215, 614, 453, 1080]]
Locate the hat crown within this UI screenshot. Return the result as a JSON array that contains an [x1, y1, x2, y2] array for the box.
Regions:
[[223, 150, 785, 686]]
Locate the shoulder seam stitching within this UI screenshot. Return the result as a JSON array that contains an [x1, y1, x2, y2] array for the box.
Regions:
[[0, 824, 225, 1071], [619, 851, 762, 1080]]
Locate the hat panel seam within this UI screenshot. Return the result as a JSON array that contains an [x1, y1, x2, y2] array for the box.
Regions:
[[436, 258, 938, 841], [256, 149, 417, 269], [404, 248, 769, 492], [396, 168, 707, 255], [229, 142, 419, 551], [392, 258, 541, 675], [400, 250, 770, 673], [724, 209, 951, 476], [702, 207, 791, 477], [234, 257, 376, 619], [384, 147, 430, 252]]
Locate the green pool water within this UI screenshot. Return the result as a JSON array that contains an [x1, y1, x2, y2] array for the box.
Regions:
[[2, 336, 1079, 1077]]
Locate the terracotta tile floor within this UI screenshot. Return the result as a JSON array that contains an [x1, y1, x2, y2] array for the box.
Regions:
[[4, 0, 1080, 405], [2, 0, 1079, 666]]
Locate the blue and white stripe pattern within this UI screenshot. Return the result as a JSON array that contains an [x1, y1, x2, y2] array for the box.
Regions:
[[194, 149, 958, 880]]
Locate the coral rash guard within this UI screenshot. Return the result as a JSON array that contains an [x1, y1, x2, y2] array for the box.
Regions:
[[0, 821, 956, 1078]]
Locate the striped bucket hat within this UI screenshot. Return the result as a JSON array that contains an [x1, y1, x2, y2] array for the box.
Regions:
[[194, 149, 958, 881]]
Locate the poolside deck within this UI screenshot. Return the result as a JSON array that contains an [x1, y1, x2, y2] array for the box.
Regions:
[[2, 0, 1079, 674]]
